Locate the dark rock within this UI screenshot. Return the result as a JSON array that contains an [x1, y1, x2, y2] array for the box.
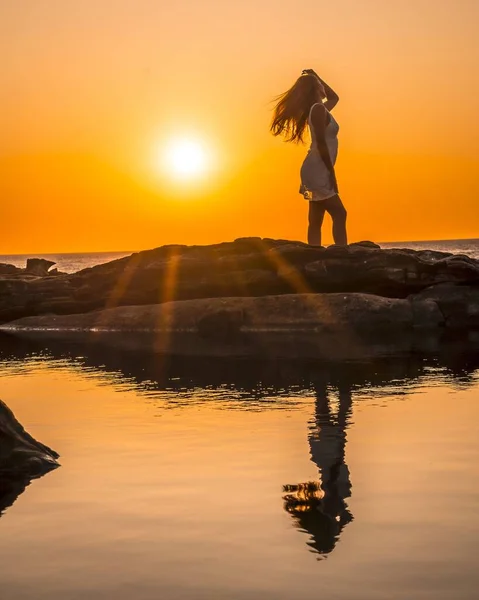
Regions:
[[48, 268, 67, 276], [0, 264, 22, 276], [26, 258, 56, 277], [0, 399, 60, 517], [197, 308, 245, 340], [0, 292, 445, 340], [412, 284, 479, 328], [0, 399, 59, 479], [410, 298, 445, 328], [349, 241, 381, 249], [0, 239, 477, 325]]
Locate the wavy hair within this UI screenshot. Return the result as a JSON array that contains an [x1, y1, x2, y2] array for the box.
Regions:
[[270, 74, 323, 144]]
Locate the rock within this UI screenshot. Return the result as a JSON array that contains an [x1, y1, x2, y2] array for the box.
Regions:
[[410, 297, 445, 329], [0, 264, 22, 276], [197, 308, 245, 340], [349, 240, 381, 249], [25, 258, 56, 277], [0, 239, 477, 325], [0, 403, 59, 518], [412, 284, 479, 328], [0, 399, 60, 517], [0, 399, 59, 479], [0, 292, 448, 340]]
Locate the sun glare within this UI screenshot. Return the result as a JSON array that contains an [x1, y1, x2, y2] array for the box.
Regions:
[[162, 137, 210, 180]]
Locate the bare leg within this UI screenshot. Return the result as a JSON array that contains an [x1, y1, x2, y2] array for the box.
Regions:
[[323, 195, 347, 246], [308, 201, 326, 246]]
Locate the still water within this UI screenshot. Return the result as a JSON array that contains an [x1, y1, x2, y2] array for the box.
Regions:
[[0, 336, 478, 599]]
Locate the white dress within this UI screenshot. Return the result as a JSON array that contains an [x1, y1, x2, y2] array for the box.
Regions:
[[299, 103, 339, 201]]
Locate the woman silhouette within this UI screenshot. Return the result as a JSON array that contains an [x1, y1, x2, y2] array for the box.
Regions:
[[271, 69, 347, 246]]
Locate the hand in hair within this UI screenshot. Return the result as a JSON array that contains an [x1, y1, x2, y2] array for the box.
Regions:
[[302, 69, 339, 111], [302, 68, 318, 77]]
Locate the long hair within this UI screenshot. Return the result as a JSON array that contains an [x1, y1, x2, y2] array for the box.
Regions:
[[270, 74, 321, 144]]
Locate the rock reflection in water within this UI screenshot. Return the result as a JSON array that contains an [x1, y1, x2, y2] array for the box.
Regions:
[[283, 380, 353, 558], [1, 476, 42, 519], [1, 332, 479, 399]]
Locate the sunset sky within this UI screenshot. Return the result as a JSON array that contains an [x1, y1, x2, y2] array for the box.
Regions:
[[1, 0, 478, 253]]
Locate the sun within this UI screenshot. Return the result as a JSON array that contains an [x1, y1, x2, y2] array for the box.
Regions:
[[162, 137, 210, 180]]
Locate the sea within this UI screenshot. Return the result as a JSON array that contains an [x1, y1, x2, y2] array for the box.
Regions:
[[0, 238, 478, 273], [0, 238, 478, 600]]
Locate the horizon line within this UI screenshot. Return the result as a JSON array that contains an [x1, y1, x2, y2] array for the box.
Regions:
[[0, 236, 478, 257]]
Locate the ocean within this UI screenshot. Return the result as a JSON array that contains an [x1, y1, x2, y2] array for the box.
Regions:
[[1, 238, 478, 273], [0, 251, 132, 273]]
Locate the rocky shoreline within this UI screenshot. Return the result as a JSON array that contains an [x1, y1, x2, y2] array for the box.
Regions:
[[0, 239, 478, 354]]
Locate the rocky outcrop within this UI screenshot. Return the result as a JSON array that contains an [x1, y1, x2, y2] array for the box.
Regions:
[[0, 257, 65, 288], [0, 264, 22, 276], [25, 258, 56, 277], [0, 399, 59, 479], [0, 399, 60, 517], [413, 283, 479, 328], [0, 239, 478, 326], [0, 292, 446, 335]]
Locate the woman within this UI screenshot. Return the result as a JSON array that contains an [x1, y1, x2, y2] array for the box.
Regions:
[[271, 69, 347, 246]]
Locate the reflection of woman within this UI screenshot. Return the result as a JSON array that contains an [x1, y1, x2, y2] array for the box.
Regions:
[[270, 69, 347, 247], [309, 382, 352, 520], [283, 380, 353, 558]]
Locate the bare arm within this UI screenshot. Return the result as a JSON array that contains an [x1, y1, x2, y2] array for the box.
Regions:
[[311, 103, 338, 193], [303, 69, 339, 110], [317, 75, 339, 111]]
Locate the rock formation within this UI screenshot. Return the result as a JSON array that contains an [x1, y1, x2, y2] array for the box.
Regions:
[[25, 258, 56, 277], [0, 264, 22, 276], [0, 399, 60, 517], [0, 239, 478, 341], [0, 399, 59, 478]]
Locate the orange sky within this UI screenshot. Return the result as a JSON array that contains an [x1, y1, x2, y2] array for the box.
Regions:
[[1, 0, 478, 253]]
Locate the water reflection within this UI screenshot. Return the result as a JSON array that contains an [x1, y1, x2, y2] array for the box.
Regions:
[[1, 477, 40, 520], [284, 379, 353, 558], [0, 332, 478, 558], [0, 332, 478, 400]]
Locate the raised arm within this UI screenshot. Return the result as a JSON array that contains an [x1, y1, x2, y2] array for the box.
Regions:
[[310, 103, 339, 193], [302, 69, 339, 111], [318, 75, 339, 111]]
